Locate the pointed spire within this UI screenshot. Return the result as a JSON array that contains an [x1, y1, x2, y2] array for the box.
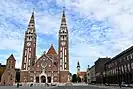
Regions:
[[27, 9, 35, 32], [63, 6, 65, 17], [8, 54, 16, 61], [29, 10, 35, 24], [77, 60, 80, 68], [46, 44, 57, 55], [61, 7, 66, 25]]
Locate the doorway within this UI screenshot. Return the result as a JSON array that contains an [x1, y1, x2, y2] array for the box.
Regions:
[[41, 76, 46, 83], [47, 77, 51, 83], [36, 77, 39, 83]]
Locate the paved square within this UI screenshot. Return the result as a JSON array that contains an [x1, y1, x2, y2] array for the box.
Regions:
[[0, 85, 132, 89]]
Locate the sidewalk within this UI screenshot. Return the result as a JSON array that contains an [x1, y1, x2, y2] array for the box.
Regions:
[[88, 84, 133, 89]]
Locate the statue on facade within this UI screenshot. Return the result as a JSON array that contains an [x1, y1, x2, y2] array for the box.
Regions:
[[41, 58, 47, 73]]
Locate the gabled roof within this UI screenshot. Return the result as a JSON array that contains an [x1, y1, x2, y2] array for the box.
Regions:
[[8, 54, 16, 61], [34, 53, 53, 67], [46, 44, 57, 55]]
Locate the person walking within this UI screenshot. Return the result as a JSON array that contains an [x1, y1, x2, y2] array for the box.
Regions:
[[119, 82, 122, 88], [17, 83, 19, 88]]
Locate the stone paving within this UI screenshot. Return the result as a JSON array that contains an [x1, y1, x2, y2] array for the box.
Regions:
[[0, 84, 132, 89], [88, 84, 133, 89]]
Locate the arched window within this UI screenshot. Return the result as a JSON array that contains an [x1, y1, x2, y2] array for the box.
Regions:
[[124, 65, 127, 72], [122, 66, 124, 73]]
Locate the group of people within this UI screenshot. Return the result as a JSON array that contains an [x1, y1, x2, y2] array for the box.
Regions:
[[16, 83, 49, 88], [119, 82, 122, 88]]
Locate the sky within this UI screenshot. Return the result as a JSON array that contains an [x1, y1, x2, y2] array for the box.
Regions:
[[0, 0, 133, 74]]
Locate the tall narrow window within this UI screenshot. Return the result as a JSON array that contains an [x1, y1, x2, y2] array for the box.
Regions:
[[28, 67, 30, 70], [122, 66, 124, 73], [24, 57, 27, 63], [60, 59, 62, 65], [30, 48, 31, 51], [29, 53, 31, 58], [130, 54, 132, 59], [64, 64, 66, 69], [65, 49, 66, 55], [29, 60, 30, 66], [62, 47, 64, 60], [125, 65, 127, 72], [65, 57, 66, 62], [60, 52, 62, 58], [24, 64, 26, 69], [60, 47, 62, 50]]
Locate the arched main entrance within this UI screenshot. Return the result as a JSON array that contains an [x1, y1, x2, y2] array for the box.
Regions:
[[41, 76, 46, 83]]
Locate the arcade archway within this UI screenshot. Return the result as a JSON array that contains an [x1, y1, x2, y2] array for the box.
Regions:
[[36, 77, 39, 83], [41, 76, 46, 83], [47, 77, 51, 83]]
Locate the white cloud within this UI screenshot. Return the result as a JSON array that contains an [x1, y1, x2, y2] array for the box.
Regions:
[[62, 0, 133, 73]]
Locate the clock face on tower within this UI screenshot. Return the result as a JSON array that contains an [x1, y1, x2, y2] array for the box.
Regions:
[[61, 42, 66, 46], [26, 42, 31, 47]]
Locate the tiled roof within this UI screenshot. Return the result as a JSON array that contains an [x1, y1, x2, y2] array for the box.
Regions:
[[77, 72, 86, 76], [46, 44, 57, 55], [8, 54, 16, 61]]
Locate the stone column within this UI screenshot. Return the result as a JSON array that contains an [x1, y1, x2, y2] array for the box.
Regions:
[[34, 75, 36, 83], [34, 71, 36, 83], [68, 74, 70, 82], [39, 76, 41, 83], [51, 76, 53, 83], [52, 71, 53, 83], [46, 76, 47, 83]]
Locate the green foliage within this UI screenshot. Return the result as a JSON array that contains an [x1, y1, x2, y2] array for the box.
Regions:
[[69, 72, 73, 82], [0, 68, 5, 75], [69, 72, 72, 76], [84, 74, 87, 83], [77, 76, 81, 82], [72, 74, 77, 83]]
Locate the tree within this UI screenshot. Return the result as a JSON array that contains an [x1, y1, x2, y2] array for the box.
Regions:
[[69, 72, 73, 82], [84, 74, 87, 83], [77, 76, 81, 82], [72, 74, 77, 83]]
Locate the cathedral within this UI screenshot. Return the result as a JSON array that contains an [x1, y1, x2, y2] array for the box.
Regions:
[[20, 9, 69, 84]]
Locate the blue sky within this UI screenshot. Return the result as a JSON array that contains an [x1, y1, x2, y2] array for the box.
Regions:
[[0, 0, 133, 74]]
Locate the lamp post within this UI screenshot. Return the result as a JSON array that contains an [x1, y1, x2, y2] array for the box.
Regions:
[[87, 65, 90, 84]]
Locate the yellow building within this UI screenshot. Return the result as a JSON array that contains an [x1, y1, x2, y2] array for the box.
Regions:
[[0, 64, 6, 82]]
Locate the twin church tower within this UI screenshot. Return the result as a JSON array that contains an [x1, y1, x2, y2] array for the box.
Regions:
[[20, 9, 69, 83]]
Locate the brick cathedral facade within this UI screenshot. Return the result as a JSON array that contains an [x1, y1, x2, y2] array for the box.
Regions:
[[20, 9, 69, 83]]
